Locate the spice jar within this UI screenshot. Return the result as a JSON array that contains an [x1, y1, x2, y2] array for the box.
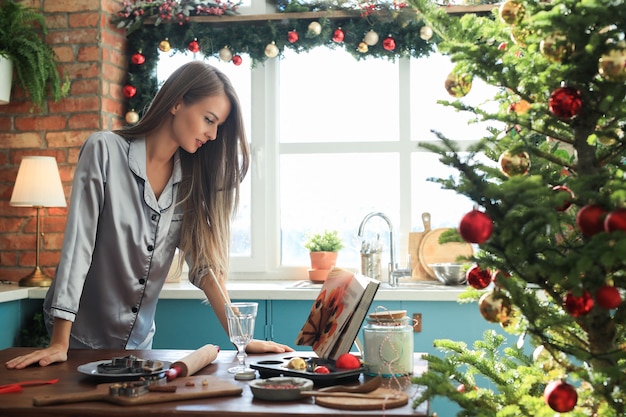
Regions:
[[362, 310, 414, 377]]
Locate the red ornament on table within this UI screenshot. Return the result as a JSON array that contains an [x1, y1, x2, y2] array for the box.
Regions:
[[287, 30, 299, 43], [382, 36, 396, 51], [466, 265, 492, 290], [548, 86, 582, 119], [576, 204, 607, 237], [232, 55, 243, 66], [604, 208, 626, 232], [564, 289, 594, 317], [332, 28, 345, 43], [544, 380, 578, 413], [188, 39, 200, 53], [123, 85, 137, 98], [459, 209, 493, 244], [596, 285, 621, 309], [131, 52, 145, 65]]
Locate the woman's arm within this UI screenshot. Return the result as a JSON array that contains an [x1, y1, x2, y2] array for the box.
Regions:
[[5, 318, 72, 369], [198, 270, 293, 354]]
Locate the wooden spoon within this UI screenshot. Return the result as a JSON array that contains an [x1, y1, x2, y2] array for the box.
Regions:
[[316, 375, 382, 393]]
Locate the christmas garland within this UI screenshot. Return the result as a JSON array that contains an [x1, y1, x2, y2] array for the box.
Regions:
[[116, 0, 497, 119]]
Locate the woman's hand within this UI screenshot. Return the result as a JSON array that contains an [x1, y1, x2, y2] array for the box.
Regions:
[[5, 343, 69, 369], [246, 340, 294, 354]]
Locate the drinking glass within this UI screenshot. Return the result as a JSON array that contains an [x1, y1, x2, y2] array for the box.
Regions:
[[225, 302, 258, 374]]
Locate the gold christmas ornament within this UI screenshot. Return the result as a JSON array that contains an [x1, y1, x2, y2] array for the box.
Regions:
[[499, 0, 525, 25], [498, 150, 531, 177], [478, 291, 513, 323], [599, 48, 626, 82], [218, 46, 233, 62], [363, 30, 379, 46], [158, 39, 171, 52], [540, 33, 574, 62], [444, 72, 472, 98], [264, 42, 279, 58], [357, 42, 369, 53], [308, 21, 322, 36], [125, 110, 139, 124], [419, 26, 433, 41]]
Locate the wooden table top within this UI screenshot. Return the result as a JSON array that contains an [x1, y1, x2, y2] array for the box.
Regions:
[[0, 348, 428, 417]]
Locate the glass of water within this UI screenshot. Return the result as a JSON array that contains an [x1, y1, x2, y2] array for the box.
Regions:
[[225, 302, 258, 374]]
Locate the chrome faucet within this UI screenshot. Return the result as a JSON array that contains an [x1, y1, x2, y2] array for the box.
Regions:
[[357, 212, 411, 287]]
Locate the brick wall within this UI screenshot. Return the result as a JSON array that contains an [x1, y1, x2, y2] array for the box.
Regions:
[[0, 0, 127, 282]]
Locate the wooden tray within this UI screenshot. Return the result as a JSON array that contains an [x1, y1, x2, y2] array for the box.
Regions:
[[33, 375, 242, 406]]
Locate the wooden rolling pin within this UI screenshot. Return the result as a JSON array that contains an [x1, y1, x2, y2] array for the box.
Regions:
[[165, 344, 219, 381]]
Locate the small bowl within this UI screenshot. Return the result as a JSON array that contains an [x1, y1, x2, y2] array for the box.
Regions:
[[249, 376, 314, 401], [429, 263, 469, 285]]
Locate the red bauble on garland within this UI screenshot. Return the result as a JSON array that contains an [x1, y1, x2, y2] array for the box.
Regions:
[[131, 52, 145, 65], [382, 36, 396, 51], [123, 85, 137, 98], [188, 39, 200, 53], [459, 209, 493, 244], [548, 86, 582, 119], [604, 208, 626, 232], [596, 285, 622, 309], [466, 265, 492, 290], [544, 380, 578, 413], [564, 289, 594, 317], [232, 55, 243, 66], [552, 185, 574, 211], [287, 30, 299, 43], [332, 28, 345, 43], [576, 204, 607, 237]]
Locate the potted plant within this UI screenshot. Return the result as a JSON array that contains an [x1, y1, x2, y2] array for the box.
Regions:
[[0, 1, 68, 108], [304, 230, 344, 282]]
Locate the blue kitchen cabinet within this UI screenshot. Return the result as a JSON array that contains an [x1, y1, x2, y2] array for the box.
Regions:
[[153, 299, 267, 350]]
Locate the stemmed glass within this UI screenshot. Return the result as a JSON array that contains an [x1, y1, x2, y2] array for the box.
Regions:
[[225, 302, 258, 374]]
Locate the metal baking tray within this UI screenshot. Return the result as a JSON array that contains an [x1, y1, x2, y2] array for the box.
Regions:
[[250, 356, 365, 387]]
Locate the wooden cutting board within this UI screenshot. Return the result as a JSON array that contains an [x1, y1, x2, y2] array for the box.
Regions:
[[418, 227, 474, 279], [410, 213, 434, 281], [313, 388, 409, 410], [33, 375, 242, 406]]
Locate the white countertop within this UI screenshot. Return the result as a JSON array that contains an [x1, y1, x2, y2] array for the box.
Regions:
[[0, 279, 467, 304]]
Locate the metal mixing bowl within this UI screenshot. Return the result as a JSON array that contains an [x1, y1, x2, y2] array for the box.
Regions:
[[429, 263, 469, 285]]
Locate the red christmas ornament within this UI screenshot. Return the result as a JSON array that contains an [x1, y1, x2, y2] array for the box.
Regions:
[[552, 185, 574, 211], [287, 30, 299, 43], [332, 28, 345, 43], [188, 39, 200, 53], [596, 285, 622, 309], [544, 380, 578, 413], [564, 289, 594, 317], [491, 269, 510, 289], [497, 41, 508, 50], [576, 204, 607, 237], [382, 36, 396, 51], [232, 55, 243, 66], [548, 86, 582, 119], [131, 52, 145, 65], [604, 208, 626, 232], [466, 265, 492, 290], [459, 209, 494, 244], [123, 85, 137, 98]]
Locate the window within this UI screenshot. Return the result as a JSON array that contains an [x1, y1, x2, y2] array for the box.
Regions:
[[158, 46, 500, 281]]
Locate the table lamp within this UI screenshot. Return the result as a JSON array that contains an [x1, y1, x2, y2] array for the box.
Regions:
[[10, 156, 66, 287]]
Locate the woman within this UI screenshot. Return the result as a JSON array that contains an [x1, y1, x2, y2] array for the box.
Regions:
[[6, 61, 292, 369]]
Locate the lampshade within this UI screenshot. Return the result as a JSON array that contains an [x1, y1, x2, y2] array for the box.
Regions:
[[10, 156, 67, 208]]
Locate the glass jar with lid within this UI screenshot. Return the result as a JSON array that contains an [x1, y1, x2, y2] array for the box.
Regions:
[[362, 310, 414, 377]]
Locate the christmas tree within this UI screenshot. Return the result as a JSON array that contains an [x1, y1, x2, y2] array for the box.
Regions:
[[406, 0, 626, 415]]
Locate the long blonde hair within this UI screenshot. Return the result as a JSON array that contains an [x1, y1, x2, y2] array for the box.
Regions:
[[116, 61, 250, 282]]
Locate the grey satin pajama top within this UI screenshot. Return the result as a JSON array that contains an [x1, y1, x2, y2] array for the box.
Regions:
[[43, 131, 184, 349]]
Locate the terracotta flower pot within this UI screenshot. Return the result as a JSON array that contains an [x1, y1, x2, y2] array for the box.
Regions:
[[309, 251, 338, 270]]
